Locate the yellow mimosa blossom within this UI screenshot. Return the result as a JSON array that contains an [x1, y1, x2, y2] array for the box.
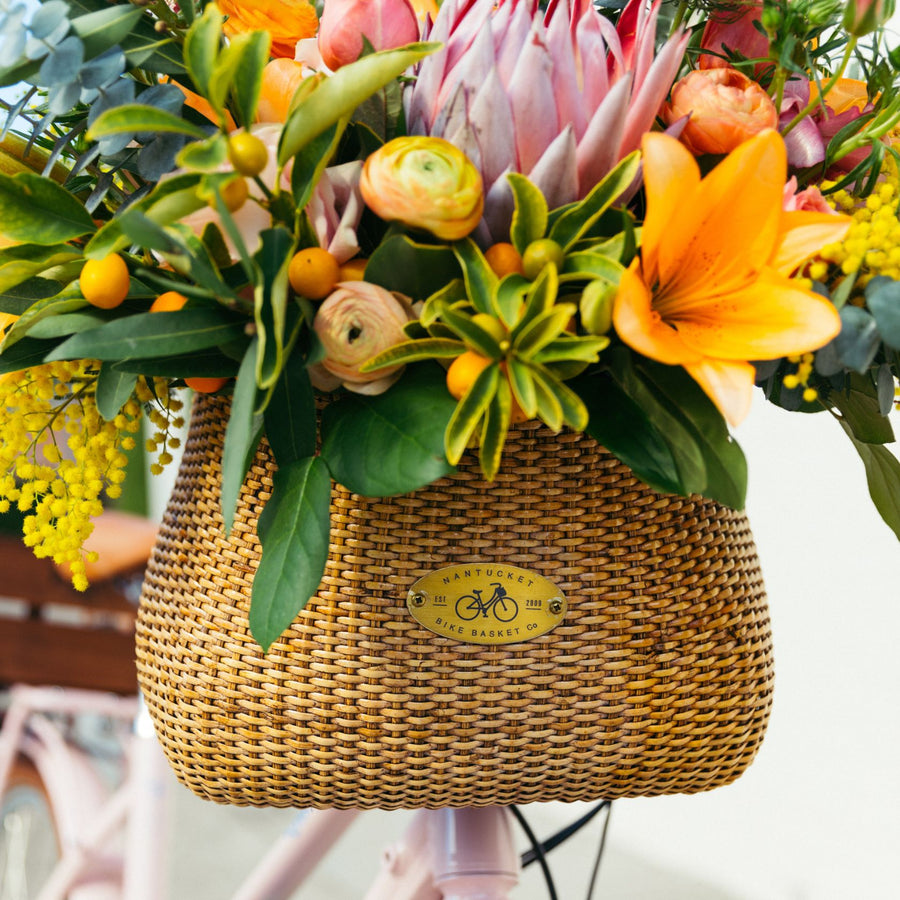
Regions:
[[613, 130, 851, 426]]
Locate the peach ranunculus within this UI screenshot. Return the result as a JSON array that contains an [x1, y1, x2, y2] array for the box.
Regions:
[[612, 130, 850, 426], [318, 0, 420, 71], [663, 67, 779, 156], [360, 136, 483, 240], [219, 0, 319, 59], [310, 282, 415, 394]]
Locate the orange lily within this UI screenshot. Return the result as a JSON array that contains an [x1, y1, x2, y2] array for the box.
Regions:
[[613, 129, 850, 426]]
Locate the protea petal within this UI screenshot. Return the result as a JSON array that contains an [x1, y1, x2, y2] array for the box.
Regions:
[[507, 25, 558, 172], [526, 124, 578, 210], [545, 0, 586, 137], [468, 69, 519, 186], [482, 168, 517, 243], [575, 75, 632, 197], [578, 8, 613, 109]]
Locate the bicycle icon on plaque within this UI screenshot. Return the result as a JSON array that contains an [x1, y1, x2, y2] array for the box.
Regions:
[[454, 582, 520, 622]]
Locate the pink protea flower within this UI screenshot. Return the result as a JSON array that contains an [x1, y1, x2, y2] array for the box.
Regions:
[[404, 0, 688, 240]]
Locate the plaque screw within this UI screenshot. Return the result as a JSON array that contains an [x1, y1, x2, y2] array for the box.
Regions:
[[548, 598, 564, 615], [410, 592, 427, 608]]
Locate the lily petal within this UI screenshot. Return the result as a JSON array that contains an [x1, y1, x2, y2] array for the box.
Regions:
[[772, 209, 851, 275], [684, 358, 757, 427]]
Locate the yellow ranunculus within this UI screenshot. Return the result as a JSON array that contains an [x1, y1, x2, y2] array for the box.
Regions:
[[360, 137, 484, 240]]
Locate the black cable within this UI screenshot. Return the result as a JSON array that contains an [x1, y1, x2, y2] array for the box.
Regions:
[[510, 804, 559, 900], [520, 799, 611, 867], [584, 801, 614, 900]]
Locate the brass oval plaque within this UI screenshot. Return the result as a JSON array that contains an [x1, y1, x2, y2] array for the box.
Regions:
[[406, 564, 567, 645]]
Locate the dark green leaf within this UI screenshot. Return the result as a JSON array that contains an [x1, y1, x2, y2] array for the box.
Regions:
[[222, 339, 263, 533], [480, 376, 512, 481], [441, 306, 502, 357], [560, 252, 623, 283], [176, 133, 228, 172], [110, 349, 240, 377], [250, 456, 332, 652], [26, 310, 108, 339], [253, 228, 296, 389], [839, 421, 900, 540], [0, 338, 57, 375], [321, 363, 457, 495], [0, 173, 95, 245], [265, 347, 317, 466], [290, 123, 344, 210], [0, 278, 62, 314], [46, 308, 245, 361], [70, 5, 145, 59], [95, 363, 137, 421], [365, 233, 461, 301], [830, 372, 895, 444], [1, 288, 87, 351], [512, 303, 575, 357]]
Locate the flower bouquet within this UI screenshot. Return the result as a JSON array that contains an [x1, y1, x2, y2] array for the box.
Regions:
[[0, 0, 898, 662]]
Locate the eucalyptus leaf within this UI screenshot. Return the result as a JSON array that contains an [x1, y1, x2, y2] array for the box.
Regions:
[[321, 364, 457, 496], [865, 276, 900, 349], [250, 456, 332, 652], [833, 305, 881, 373]]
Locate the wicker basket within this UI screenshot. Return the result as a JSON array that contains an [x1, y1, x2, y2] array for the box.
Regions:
[[136, 395, 774, 809]]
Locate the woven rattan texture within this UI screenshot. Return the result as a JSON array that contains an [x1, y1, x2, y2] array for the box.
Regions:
[[136, 396, 774, 809]]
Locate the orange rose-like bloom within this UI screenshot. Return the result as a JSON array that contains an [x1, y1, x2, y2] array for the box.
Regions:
[[663, 68, 779, 157], [311, 282, 415, 395], [257, 59, 308, 123], [219, 0, 318, 59], [360, 137, 483, 240]]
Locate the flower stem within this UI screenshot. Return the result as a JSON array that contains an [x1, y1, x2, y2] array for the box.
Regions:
[[782, 37, 858, 137], [669, 0, 690, 36]]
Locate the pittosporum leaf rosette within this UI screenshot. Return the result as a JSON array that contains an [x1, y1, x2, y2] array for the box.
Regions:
[[0, 0, 898, 653]]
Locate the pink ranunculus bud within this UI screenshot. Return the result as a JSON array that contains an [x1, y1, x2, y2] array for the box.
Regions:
[[360, 136, 483, 240], [662, 67, 779, 157], [782, 177, 837, 215], [311, 281, 415, 395], [317, 0, 420, 71], [843, 0, 895, 37]]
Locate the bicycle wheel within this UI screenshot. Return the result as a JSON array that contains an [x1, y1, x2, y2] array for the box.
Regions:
[[0, 756, 60, 900], [454, 594, 482, 621], [494, 597, 519, 622]]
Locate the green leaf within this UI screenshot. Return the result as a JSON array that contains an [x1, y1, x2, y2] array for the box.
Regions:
[[453, 238, 497, 315], [480, 376, 512, 481], [508, 174, 549, 255], [250, 455, 332, 652], [0, 173, 95, 245], [88, 105, 209, 141], [290, 124, 345, 211], [531, 369, 564, 431], [511, 303, 575, 357], [183, 1, 222, 100], [516, 262, 558, 331], [441, 306, 502, 357], [493, 274, 530, 328], [46, 308, 245, 361], [831, 372, 895, 444], [360, 337, 464, 371], [0, 244, 82, 293], [560, 252, 624, 284], [445, 361, 500, 465], [0, 278, 62, 314], [321, 363, 457, 496], [0, 288, 88, 351], [176, 133, 228, 172], [506, 356, 537, 418], [572, 370, 686, 496], [0, 338, 57, 375], [530, 367, 583, 432], [27, 310, 109, 339], [95, 363, 137, 421], [839, 421, 900, 540], [639, 360, 747, 509], [253, 228, 296, 390], [532, 334, 609, 364], [366, 233, 461, 301], [110, 349, 240, 377], [264, 347, 317, 466], [221, 339, 264, 534], [279, 43, 439, 164], [229, 30, 271, 127], [549, 151, 640, 250], [70, 5, 145, 59]]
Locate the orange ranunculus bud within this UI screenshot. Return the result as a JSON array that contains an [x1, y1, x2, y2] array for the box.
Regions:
[[662, 68, 779, 157], [360, 136, 483, 240], [310, 282, 415, 395], [218, 0, 319, 59], [318, 0, 420, 71], [257, 59, 308, 123], [843, 0, 895, 37]]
